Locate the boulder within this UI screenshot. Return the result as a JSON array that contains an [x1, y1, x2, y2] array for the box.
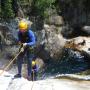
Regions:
[[65, 36, 90, 57], [42, 24, 66, 60], [82, 26, 90, 35], [0, 24, 16, 46], [47, 15, 64, 26]]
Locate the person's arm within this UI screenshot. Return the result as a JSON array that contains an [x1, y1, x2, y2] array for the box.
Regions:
[[27, 30, 36, 46]]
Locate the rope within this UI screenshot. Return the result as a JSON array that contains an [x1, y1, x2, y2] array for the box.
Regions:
[[0, 45, 36, 89], [31, 70, 35, 90], [32, 70, 34, 81], [0, 48, 23, 76]]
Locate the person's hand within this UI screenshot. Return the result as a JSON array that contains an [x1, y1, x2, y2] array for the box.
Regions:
[[20, 47, 24, 52], [23, 43, 27, 47]]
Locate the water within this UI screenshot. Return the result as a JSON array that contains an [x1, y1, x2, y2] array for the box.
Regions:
[[0, 48, 90, 90], [43, 48, 89, 78]]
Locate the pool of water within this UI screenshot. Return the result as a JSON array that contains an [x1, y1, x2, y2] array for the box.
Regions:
[[43, 48, 89, 78]]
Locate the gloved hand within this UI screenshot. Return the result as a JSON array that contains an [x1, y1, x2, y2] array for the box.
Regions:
[[20, 47, 24, 52], [23, 43, 27, 47]]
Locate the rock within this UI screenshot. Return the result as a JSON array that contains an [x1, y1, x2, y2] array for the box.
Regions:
[[35, 58, 45, 69], [82, 26, 90, 35], [61, 24, 74, 38], [73, 37, 90, 55], [0, 70, 13, 90], [58, 1, 90, 26], [41, 24, 66, 60], [65, 36, 90, 57], [8, 78, 90, 90], [0, 24, 16, 46], [47, 15, 64, 26], [35, 24, 66, 60], [61, 24, 90, 38], [0, 71, 90, 90]]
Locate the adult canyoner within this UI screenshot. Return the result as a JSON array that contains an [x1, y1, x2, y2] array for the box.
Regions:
[[14, 19, 36, 81], [0, 19, 38, 82]]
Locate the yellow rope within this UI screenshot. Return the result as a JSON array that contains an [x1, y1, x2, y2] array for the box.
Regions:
[[0, 50, 22, 76], [32, 70, 34, 81], [0, 45, 36, 90]]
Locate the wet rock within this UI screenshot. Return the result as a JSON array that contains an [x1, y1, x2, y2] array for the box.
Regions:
[[65, 36, 90, 58], [82, 26, 90, 35], [47, 15, 64, 26], [58, 1, 90, 26], [0, 71, 90, 90], [40, 24, 66, 60], [0, 24, 16, 46], [61, 24, 74, 38]]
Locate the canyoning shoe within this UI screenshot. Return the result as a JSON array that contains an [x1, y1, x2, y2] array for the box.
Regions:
[[14, 74, 21, 78]]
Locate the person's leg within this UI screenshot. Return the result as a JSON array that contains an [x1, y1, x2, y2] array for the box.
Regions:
[[31, 70, 37, 81], [17, 53, 24, 75], [34, 72, 37, 81], [14, 52, 24, 78], [27, 50, 34, 79]]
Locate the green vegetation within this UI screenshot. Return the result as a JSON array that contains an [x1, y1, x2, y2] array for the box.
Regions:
[[0, 0, 56, 19], [33, 0, 56, 17], [1, 0, 15, 19], [1, 0, 90, 20]]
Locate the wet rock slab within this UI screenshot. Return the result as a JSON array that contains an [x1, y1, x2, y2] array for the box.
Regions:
[[65, 36, 90, 57], [0, 70, 90, 90], [7, 78, 90, 90]]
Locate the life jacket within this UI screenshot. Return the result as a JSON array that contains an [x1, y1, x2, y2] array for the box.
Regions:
[[18, 30, 36, 54], [19, 31, 31, 43]]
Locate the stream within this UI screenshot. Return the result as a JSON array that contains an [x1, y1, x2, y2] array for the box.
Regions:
[[0, 48, 90, 90]]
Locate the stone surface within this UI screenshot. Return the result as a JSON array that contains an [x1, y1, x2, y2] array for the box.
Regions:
[[0, 71, 90, 90], [42, 24, 66, 59], [65, 36, 90, 57], [0, 70, 90, 90], [82, 26, 90, 35]]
